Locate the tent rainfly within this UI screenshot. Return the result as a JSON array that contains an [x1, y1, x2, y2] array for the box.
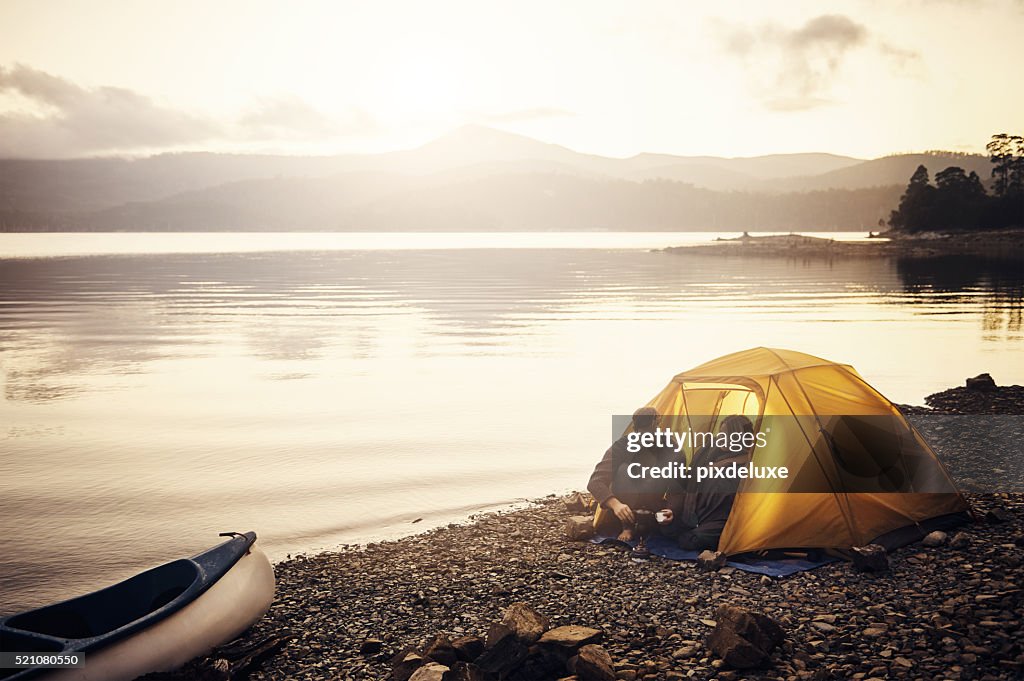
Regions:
[[643, 347, 970, 555]]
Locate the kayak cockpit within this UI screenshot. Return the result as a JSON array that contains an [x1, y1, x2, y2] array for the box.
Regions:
[[0, 531, 266, 681], [0, 629, 64, 654], [5, 559, 200, 640]]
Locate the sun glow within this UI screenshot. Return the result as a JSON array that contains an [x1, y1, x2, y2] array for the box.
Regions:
[[372, 56, 468, 125], [0, 0, 1022, 158]]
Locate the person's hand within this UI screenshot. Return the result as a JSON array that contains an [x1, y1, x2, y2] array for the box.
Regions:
[[607, 497, 635, 526], [656, 508, 674, 524]]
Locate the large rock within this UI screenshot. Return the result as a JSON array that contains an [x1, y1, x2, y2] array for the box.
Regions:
[[360, 638, 384, 655], [707, 604, 784, 669], [501, 602, 551, 643], [451, 635, 485, 662], [568, 644, 616, 681], [445, 662, 490, 681], [537, 626, 603, 649], [424, 635, 458, 667], [407, 662, 449, 681], [696, 550, 727, 572], [484, 623, 514, 649], [564, 516, 595, 541], [477, 624, 529, 677], [563, 492, 592, 513], [986, 508, 1010, 524], [850, 544, 889, 573], [505, 646, 566, 680], [392, 651, 428, 681], [966, 373, 997, 391], [922, 530, 947, 547], [536, 626, 603, 668], [949, 531, 970, 549]]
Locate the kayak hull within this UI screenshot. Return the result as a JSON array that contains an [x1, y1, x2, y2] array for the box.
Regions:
[[0, 533, 275, 681], [42, 546, 273, 681]]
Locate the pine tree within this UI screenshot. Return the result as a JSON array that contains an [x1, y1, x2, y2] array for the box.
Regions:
[[889, 165, 935, 232]]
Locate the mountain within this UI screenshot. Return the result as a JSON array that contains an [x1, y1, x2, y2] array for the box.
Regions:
[[626, 161, 764, 190], [767, 152, 992, 192], [627, 152, 863, 186], [0, 153, 358, 213], [64, 172, 901, 232], [0, 126, 992, 232], [394, 128, 868, 187], [390, 124, 614, 172]]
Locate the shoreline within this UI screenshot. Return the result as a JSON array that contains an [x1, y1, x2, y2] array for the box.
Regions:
[[663, 229, 1024, 260], [149, 384, 1024, 680], [158, 493, 1024, 681]]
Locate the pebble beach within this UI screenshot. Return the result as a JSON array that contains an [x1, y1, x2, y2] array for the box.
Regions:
[[148, 384, 1024, 681]]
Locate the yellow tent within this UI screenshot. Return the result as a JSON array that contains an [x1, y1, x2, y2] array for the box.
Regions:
[[643, 347, 970, 556]]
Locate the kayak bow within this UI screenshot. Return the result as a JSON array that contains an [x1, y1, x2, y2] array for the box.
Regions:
[[0, 531, 275, 681]]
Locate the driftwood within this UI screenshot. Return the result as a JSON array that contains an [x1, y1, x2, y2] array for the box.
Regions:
[[140, 631, 295, 680]]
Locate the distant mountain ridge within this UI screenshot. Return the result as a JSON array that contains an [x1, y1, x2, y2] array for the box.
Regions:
[[0, 125, 992, 231]]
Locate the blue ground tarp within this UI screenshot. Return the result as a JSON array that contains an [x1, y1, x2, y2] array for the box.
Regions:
[[591, 534, 838, 577]]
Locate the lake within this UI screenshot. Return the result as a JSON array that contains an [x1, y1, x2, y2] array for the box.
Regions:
[[1, 232, 1022, 612]]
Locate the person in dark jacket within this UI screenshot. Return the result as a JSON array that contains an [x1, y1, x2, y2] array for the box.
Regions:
[[656, 414, 754, 551], [587, 407, 675, 541]]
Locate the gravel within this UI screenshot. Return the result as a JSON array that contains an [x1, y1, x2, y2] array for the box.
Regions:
[[180, 492, 1021, 681], [153, 386, 1024, 680]]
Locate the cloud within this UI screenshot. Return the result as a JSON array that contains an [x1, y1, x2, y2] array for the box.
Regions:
[[0, 63, 223, 157], [0, 64, 378, 157], [719, 14, 918, 111], [877, 41, 924, 75], [476, 107, 576, 124], [788, 14, 868, 48]]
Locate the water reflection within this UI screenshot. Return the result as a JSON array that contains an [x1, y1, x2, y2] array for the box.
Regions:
[[1, 250, 1023, 403], [896, 256, 1024, 337], [1, 244, 1022, 612]]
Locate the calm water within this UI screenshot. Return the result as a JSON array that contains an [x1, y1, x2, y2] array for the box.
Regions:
[[1, 232, 1022, 612]]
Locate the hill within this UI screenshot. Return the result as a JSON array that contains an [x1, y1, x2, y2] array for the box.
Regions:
[[768, 153, 991, 192], [0, 126, 992, 232]]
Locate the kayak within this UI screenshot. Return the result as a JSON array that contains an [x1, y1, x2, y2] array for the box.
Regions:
[[0, 531, 275, 681]]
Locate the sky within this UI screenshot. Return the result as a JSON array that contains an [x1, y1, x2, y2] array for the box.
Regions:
[[0, 0, 1022, 160]]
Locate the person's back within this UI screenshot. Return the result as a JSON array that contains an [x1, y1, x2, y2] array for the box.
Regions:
[[587, 407, 674, 541], [658, 415, 754, 551]]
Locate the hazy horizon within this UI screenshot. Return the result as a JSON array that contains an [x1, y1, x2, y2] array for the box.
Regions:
[[2, 1, 1022, 160], [0, 124, 880, 163], [0, 122, 1001, 163], [0, 123, 878, 162]]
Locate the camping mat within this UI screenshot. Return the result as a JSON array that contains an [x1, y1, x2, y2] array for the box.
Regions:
[[591, 534, 838, 577]]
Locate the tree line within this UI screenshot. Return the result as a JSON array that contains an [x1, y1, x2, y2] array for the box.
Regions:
[[889, 134, 1024, 232], [0, 175, 902, 232]]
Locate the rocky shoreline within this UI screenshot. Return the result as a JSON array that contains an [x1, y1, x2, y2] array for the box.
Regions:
[[663, 230, 1024, 260], [899, 377, 1024, 495], [149, 384, 1024, 681]]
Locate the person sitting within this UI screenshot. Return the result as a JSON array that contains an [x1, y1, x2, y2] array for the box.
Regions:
[[587, 407, 674, 542], [657, 414, 755, 551]]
